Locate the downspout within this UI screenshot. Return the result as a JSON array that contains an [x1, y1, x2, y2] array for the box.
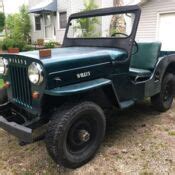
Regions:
[[42, 13, 45, 40]]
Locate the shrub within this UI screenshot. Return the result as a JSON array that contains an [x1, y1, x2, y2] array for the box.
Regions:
[[75, 0, 99, 38], [15, 40, 26, 51], [2, 38, 15, 50], [0, 79, 3, 88], [0, 12, 5, 32], [22, 45, 34, 51], [44, 41, 55, 49], [2, 38, 26, 51], [44, 41, 61, 49], [0, 40, 3, 50], [6, 5, 31, 45]]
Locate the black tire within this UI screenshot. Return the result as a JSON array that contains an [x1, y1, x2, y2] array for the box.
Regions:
[[45, 101, 106, 169], [0, 87, 7, 105], [151, 73, 175, 112]]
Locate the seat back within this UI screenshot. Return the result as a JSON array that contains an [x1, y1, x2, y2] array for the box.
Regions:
[[130, 42, 162, 70]]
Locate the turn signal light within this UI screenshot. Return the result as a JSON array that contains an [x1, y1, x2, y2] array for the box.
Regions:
[[32, 91, 40, 99], [3, 81, 10, 89]]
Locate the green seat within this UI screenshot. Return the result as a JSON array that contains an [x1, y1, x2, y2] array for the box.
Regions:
[[129, 42, 162, 78], [129, 68, 152, 77]]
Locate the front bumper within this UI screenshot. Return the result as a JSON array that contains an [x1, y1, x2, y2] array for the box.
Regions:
[[0, 115, 33, 143], [0, 102, 33, 143]]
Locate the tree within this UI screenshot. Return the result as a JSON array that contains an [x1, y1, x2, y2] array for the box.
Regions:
[[0, 12, 5, 32], [110, 0, 126, 35], [6, 5, 31, 42], [82, 0, 98, 12], [74, 0, 99, 38], [19, 5, 31, 41]]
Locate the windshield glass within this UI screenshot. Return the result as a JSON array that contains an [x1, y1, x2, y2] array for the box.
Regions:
[[67, 13, 135, 39]]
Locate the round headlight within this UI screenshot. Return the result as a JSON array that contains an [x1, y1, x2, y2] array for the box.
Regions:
[[0, 57, 8, 75], [28, 62, 44, 85]]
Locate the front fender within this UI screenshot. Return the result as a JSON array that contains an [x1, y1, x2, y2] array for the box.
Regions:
[[44, 78, 136, 109], [44, 78, 112, 96]]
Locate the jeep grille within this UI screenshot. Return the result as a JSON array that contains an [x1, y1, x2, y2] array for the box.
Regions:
[[9, 58, 32, 108]]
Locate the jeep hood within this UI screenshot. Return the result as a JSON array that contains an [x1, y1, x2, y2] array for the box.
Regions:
[[19, 47, 128, 88], [20, 47, 128, 73], [11, 47, 128, 89]]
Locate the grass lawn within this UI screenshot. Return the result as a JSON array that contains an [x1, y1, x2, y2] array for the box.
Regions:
[[0, 79, 4, 88]]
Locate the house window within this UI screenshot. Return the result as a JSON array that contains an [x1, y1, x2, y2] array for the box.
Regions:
[[35, 16, 41, 31], [59, 12, 67, 29]]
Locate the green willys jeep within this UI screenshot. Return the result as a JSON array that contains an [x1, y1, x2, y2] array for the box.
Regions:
[[0, 5, 175, 169]]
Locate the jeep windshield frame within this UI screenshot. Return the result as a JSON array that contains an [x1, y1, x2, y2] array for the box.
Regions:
[[63, 5, 141, 55]]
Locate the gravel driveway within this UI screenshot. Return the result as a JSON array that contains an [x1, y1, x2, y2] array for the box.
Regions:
[[0, 101, 175, 175]]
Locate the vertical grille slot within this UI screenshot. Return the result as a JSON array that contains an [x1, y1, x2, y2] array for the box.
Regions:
[[9, 60, 32, 107]]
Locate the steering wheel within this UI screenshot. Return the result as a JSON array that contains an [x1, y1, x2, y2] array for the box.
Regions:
[[111, 32, 129, 37], [111, 32, 139, 55]]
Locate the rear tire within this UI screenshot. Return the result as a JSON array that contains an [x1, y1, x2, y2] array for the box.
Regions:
[[151, 73, 175, 112], [45, 101, 106, 169]]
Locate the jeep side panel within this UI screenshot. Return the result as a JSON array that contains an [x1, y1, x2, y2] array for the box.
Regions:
[[131, 54, 175, 100]]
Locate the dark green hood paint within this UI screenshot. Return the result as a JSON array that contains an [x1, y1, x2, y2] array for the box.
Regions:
[[20, 47, 128, 88]]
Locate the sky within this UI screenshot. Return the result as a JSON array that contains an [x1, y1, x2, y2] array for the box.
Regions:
[[3, 0, 28, 14]]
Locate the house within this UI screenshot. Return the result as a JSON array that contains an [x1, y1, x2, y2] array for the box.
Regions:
[[29, 0, 175, 51], [29, 0, 116, 44], [29, 0, 58, 43], [136, 0, 175, 51], [29, 0, 141, 43]]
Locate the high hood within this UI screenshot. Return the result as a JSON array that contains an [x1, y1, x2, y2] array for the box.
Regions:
[[13, 47, 128, 88], [19, 47, 128, 74]]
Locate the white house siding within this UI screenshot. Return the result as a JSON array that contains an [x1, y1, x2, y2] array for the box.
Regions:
[[29, 0, 58, 43], [29, 0, 43, 42], [56, 0, 104, 43], [136, 0, 175, 45], [56, 0, 71, 43]]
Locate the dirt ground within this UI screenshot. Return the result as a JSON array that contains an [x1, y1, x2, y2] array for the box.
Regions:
[[0, 101, 175, 175]]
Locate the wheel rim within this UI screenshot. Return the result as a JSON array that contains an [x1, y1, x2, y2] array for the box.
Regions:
[[66, 116, 97, 154], [163, 82, 173, 102]]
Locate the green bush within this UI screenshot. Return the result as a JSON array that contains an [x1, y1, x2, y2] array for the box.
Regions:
[[0, 79, 3, 88], [75, 0, 99, 38], [44, 41, 55, 49], [2, 38, 26, 51], [22, 45, 34, 51], [15, 40, 26, 51], [0, 12, 5, 32], [2, 38, 15, 50], [0, 40, 3, 50], [44, 41, 61, 49], [5, 4, 31, 50]]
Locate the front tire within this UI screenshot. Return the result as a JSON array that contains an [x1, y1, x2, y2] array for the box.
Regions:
[[151, 73, 175, 112], [45, 101, 106, 169]]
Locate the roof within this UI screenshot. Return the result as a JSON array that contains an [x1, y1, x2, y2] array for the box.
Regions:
[[29, 0, 57, 14]]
